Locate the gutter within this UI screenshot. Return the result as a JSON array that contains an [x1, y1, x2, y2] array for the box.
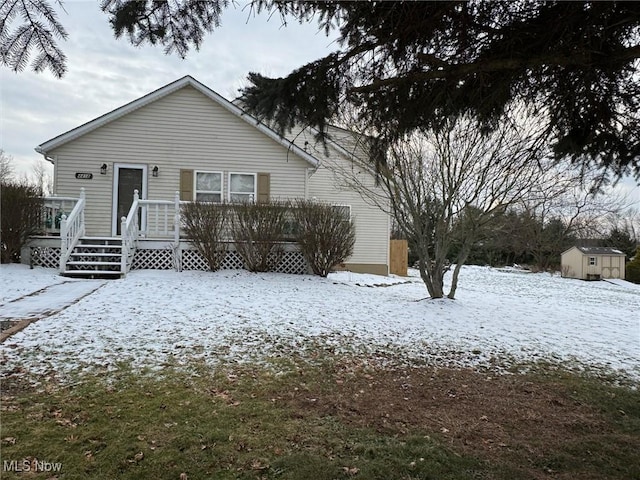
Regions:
[[35, 147, 55, 165], [35, 147, 57, 192]]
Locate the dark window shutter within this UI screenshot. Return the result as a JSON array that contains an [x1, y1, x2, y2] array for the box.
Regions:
[[257, 172, 270, 203], [180, 169, 194, 201]]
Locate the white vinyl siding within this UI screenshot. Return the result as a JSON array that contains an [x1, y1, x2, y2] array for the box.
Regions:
[[299, 128, 390, 269], [307, 163, 389, 267], [44, 82, 390, 274], [48, 86, 309, 235], [195, 171, 222, 202]]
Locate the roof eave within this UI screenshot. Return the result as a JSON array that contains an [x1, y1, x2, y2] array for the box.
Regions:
[[36, 76, 320, 168]]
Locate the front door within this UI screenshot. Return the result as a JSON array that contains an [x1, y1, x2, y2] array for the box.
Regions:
[[112, 164, 147, 235]]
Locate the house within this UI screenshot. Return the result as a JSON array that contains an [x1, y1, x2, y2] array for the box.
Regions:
[[561, 246, 626, 280], [26, 76, 390, 277]]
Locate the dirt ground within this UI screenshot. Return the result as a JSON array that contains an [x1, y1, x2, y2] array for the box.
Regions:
[[276, 363, 636, 480], [1, 356, 636, 479]]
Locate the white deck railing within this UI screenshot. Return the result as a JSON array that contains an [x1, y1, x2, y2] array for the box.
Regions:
[[31, 189, 313, 276], [59, 188, 86, 273], [121, 191, 182, 273], [121, 190, 141, 274], [138, 192, 182, 242], [43, 195, 79, 234]]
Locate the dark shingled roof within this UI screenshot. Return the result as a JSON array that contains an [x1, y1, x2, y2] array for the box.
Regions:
[[576, 246, 625, 255]]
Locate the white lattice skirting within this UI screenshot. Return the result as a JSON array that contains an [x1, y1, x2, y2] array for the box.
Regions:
[[30, 247, 61, 269], [132, 249, 175, 270], [29, 246, 309, 275], [140, 248, 308, 274]]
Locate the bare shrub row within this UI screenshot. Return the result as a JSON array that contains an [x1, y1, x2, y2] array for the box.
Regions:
[[1, 181, 43, 263], [181, 200, 355, 276]]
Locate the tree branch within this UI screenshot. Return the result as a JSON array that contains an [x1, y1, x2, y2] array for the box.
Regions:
[[352, 45, 640, 93]]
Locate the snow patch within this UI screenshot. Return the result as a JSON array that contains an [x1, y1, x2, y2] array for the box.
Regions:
[[1, 264, 638, 381]]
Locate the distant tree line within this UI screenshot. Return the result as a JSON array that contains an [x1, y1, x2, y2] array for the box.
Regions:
[[397, 208, 638, 272]]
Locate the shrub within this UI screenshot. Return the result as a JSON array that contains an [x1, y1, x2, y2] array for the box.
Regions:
[[1, 180, 43, 263], [626, 247, 640, 284], [181, 202, 228, 271], [230, 201, 289, 272], [293, 200, 355, 277]]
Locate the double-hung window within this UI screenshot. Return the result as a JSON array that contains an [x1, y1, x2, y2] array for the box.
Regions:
[[229, 173, 257, 203], [589, 256, 597, 266], [195, 171, 222, 202]]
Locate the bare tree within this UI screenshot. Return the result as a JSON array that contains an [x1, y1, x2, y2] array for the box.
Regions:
[[518, 169, 594, 269], [324, 112, 556, 299], [30, 157, 53, 196], [511, 167, 630, 269], [605, 207, 640, 245], [0, 149, 13, 183]]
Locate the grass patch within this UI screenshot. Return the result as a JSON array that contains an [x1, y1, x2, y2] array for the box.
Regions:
[[1, 359, 638, 479]]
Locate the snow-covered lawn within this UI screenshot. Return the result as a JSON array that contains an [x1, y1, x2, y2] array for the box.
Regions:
[[1, 264, 638, 380], [0, 264, 67, 303]]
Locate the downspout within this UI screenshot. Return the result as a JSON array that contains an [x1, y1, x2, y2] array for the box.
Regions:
[[304, 167, 317, 200], [35, 147, 57, 193]]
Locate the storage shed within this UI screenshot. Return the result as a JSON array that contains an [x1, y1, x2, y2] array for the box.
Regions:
[[561, 246, 626, 280]]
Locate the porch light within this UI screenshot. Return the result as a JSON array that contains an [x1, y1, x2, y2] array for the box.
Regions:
[[100, 163, 108, 175], [152, 165, 159, 177]]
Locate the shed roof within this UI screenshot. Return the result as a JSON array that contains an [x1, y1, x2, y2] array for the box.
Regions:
[[36, 75, 320, 168], [575, 246, 625, 255]]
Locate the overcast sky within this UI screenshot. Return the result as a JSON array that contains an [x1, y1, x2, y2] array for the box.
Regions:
[[1, 0, 638, 206], [0, 1, 338, 174]]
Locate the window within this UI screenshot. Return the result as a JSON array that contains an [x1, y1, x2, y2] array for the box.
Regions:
[[229, 173, 256, 203], [195, 171, 222, 202], [589, 256, 597, 266], [332, 205, 352, 221]]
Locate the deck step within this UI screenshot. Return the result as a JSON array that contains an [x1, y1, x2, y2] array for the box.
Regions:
[[75, 243, 122, 250], [62, 270, 123, 278], [69, 252, 122, 258], [77, 243, 122, 245], [80, 236, 121, 241], [62, 236, 125, 278], [77, 237, 122, 245], [66, 261, 122, 267]]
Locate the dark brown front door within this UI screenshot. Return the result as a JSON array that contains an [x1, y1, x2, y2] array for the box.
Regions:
[[116, 168, 143, 235]]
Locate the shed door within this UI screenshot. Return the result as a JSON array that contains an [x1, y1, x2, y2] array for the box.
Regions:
[[112, 165, 147, 235]]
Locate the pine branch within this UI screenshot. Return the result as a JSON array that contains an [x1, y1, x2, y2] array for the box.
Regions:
[[0, 0, 67, 77], [352, 45, 640, 94], [101, 0, 228, 58]]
